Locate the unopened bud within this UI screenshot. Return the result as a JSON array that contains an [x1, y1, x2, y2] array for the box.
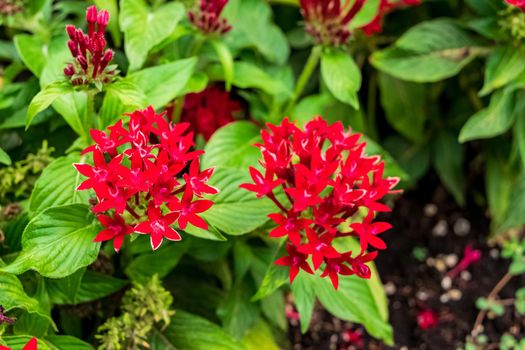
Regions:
[[67, 40, 78, 57], [77, 55, 88, 70], [97, 10, 109, 33], [64, 64, 76, 76], [66, 25, 76, 40], [86, 6, 98, 23], [100, 49, 113, 71]]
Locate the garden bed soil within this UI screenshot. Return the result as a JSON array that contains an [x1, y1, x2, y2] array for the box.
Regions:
[[290, 174, 525, 350]]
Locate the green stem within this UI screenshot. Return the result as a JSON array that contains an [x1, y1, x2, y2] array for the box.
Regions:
[[284, 45, 322, 116], [86, 90, 97, 144]]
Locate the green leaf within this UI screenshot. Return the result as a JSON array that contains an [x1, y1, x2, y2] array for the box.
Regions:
[[2, 337, 51, 350], [217, 282, 259, 338], [480, 47, 525, 96], [371, 19, 484, 82], [349, 0, 380, 28], [29, 152, 91, 218], [202, 121, 261, 170], [378, 72, 426, 143], [242, 319, 280, 350], [46, 269, 85, 305], [252, 253, 288, 301], [26, 80, 73, 129], [127, 58, 197, 109], [432, 131, 465, 206], [459, 90, 516, 142], [75, 271, 127, 303], [0, 147, 11, 165], [14, 34, 48, 77], [208, 61, 292, 97], [14, 278, 52, 337], [198, 168, 278, 235], [211, 40, 234, 91], [150, 311, 246, 350], [223, 0, 289, 65], [125, 241, 189, 282], [291, 272, 316, 333], [99, 79, 147, 127], [0, 271, 48, 320], [364, 136, 409, 180], [120, 0, 185, 71], [315, 239, 391, 344], [321, 48, 361, 109], [44, 335, 94, 350], [1, 204, 100, 279], [500, 175, 525, 231], [485, 153, 515, 232]]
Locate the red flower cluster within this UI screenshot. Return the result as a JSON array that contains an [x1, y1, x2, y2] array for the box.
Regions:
[[176, 85, 242, 140], [188, 0, 232, 35], [0, 338, 37, 350], [75, 106, 217, 252], [506, 0, 525, 11], [300, 0, 365, 46], [64, 6, 115, 86], [241, 117, 399, 289], [360, 0, 421, 36]]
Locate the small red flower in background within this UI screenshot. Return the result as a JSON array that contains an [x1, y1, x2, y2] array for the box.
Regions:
[[188, 0, 232, 35], [506, 0, 525, 10], [447, 244, 481, 279], [241, 117, 400, 289], [75, 106, 217, 252], [360, 0, 422, 36], [171, 85, 242, 141], [300, 0, 365, 46], [0, 338, 38, 350], [341, 328, 363, 348], [417, 309, 439, 330], [64, 6, 116, 86]]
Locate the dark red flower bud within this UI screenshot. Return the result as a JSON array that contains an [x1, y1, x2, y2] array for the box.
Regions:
[[64, 63, 76, 76], [97, 10, 109, 33], [100, 49, 113, 71], [77, 55, 88, 70], [66, 24, 76, 40], [67, 40, 78, 57], [86, 5, 98, 23]]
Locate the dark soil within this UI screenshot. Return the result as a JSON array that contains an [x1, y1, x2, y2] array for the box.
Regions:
[[290, 174, 525, 350]]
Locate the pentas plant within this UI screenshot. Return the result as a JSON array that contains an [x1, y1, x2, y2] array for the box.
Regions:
[[506, 0, 525, 11], [361, 0, 422, 36], [74, 106, 217, 252], [177, 85, 242, 140], [241, 117, 400, 289], [0, 338, 37, 350], [300, 0, 365, 46], [64, 6, 116, 87], [188, 0, 232, 35]]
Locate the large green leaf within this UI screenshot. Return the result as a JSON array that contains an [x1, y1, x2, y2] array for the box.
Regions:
[[291, 272, 316, 333], [432, 131, 465, 206], [2, 337, 51, 350], [120, 0, 185, 71], [378, 72, 426, 143], [150, 311, 246, 350], [480, 46, 525, 96], [29, 152, 91, 218], [500, 175, 525, 231], [371, 20, 484, 82], [0, 271, 48, 320], [321, 48, 361, 109], [127, 58, 197, 109], [125, 241, 189, 282], [14, 34, 48, 77], [459, 90, 517, 142], [198, 168, 278, 235], [242, 319, 280, 350], [99, 79, 147, 127], [44, 335, 94, 350], [315, 238, 391, 344], [223, 0, 289, 65], [486, 153, 516, 232], [202, 121, 261, 170], [26, 80, 73, 129], [217, 282, 260, 339], [1, 204, 100, 279]]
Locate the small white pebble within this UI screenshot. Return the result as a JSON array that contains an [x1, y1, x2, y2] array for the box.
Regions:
[[426, 257, 436, 267], [384, 281, 396, 296], [416, 290, 429, 301], [440, 294, 450, 303], [441, 276, 452, 290], [424, 203, 438, 217], [432, 220, 448, 237], [448, 289, 462, 301], [330, 334, 338, 344], [490, 248, 499, 259], [453, 218, 471, 236], [461, 270, 472, 281], [445, 254, 458, 268], [400, 347, 409, 350], [435, 259, 447, 273]]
